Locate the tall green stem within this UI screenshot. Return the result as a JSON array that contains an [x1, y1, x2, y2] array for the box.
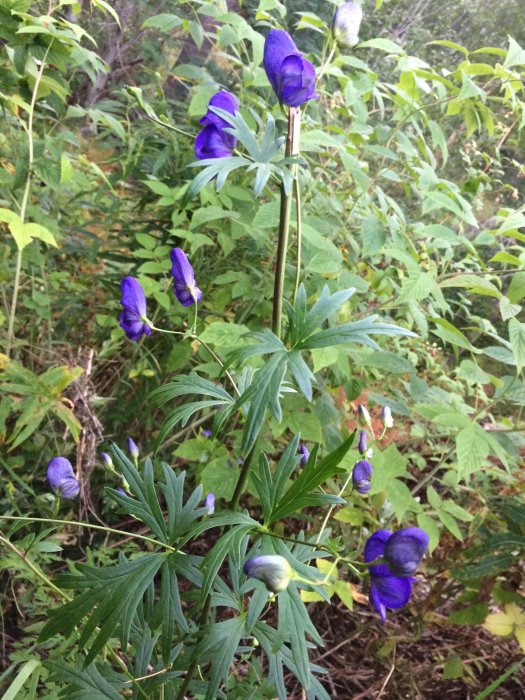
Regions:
[[272, 107, 301, 338], [6, 43, 52, 357], [292, 175, 303, 304]]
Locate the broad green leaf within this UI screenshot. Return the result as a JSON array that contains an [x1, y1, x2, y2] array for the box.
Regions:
[[456, 426, 490, 480], [200, 322, 249, 348], [509, 318, 525, 372], [508, 272, 525, 303], [141, 13, 182, 31]]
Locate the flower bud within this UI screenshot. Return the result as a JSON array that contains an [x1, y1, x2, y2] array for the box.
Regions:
[[204, 492, 215, 515], [299, 443, 310, 467], [383, 527, 429, 577], [358, 404, 372, 428], [243, 554, 293, 593], [381, 405, 394, 429], [100, 452, 113, 469], [357, 430, 368, 455], [332, 2, 363, 49], [352, 460, 372, 494], [127, 437, 139, 459]]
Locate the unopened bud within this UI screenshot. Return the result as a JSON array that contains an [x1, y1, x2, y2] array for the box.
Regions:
[[357, 430, 368, 455], [381, 405, 394, 429], [243, 555, 293, 593], [204, 492, 215, 515], [299, 443, 310, 467], [358, 404, 372, 428], [100, 452, 113, 469], [332, 2, 363, 49], [127, 437, 139, 459]]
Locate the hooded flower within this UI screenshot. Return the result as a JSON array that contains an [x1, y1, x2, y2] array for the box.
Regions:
[[263, 30, 318, 107], [100, 451, 113, 468], [383, 527, 429, 577], [299, 443, 310, 467], [243, 554, 293, 593], [364, 528, 429, 622], [352, 460, 372, 494], [46, 457, 80, 499], [332, 1, 363, 48], [195, 90, 238, 160], [170, 248, 202, 307], [119, 277, 152, 342]]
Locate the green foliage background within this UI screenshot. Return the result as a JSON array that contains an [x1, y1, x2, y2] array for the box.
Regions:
[[1, 0, 525, 697]]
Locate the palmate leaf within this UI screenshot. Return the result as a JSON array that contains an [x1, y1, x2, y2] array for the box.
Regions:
[[297, 316, 417, 351], [110, 446, 168, 542], [268, 433, 355, 523], [286, 284, 356, 348], [193, 616, 246, 700], [44, 660, 123, 700], [39, 553, 164, 665]]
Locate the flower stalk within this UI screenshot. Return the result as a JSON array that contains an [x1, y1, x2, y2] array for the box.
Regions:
[[272, 106, 301, 338]]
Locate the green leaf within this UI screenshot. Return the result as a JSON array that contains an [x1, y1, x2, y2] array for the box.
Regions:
[[201, 458, 239, 500], [199, 322, 250, 348], [3, 660, 41, 700], [508, 272, 525, 304], [40, 553, 164, 665], [269, 433, 355, 523], [456, 426, 491, 480], [509, 318, 525, 372], [45, 660, 122, 699], [360, 215, 386, 255], [454, 554, 514, 580], [141, 13, 182, 31], [200, 525, 255, 603], [448, 603, 489, 625], [195, 617, 245, 700], [359, 38, 404, 54], [431, 317, 479, 353]]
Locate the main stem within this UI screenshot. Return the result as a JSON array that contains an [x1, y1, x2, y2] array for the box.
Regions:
[[6, 43, 51, 357], [272, 107, 301, 338]]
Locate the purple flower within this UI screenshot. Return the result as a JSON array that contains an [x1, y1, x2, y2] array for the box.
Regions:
[[357, 430, 368, 455], [195, 90, 238, 160], [364, 528, 429, 622], [383, 528, 429, 577], [116, 487, 127, 496], [204, 492, 215, 515], [46, 457, 80, 499], [243, 554, 293, 593], [170, 248, 202, 307], [119, 277, 152, 342], [201, 429, 212, 438], [332, 2, 363, 48], [352, 460, 372, 494], [263, 30, 318, 107], [299, 443, 310, 467], [127, 437, 139, 459]]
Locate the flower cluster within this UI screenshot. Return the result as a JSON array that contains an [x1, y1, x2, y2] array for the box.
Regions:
[[364, 528, 429, 622], [195, 91, 238, 160], [119, 248, 201, 341], [46, 457, 80, 499]]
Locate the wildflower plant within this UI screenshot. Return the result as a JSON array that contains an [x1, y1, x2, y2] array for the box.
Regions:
[[9, 7, 444, 699]]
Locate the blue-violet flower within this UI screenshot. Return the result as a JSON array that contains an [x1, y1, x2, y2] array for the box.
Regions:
[[263, 30, 318, 107], [47, 457, 80, 499], [195, 90, 238, 160], [299, 443, 310, 467], [170, 248, 202, 307], [364, 528, 429, 622], [352, 460, 372, 494], [119, 277, 152, 342]]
